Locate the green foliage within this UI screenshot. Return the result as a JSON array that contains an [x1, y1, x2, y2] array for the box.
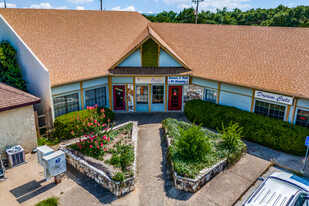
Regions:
[[162, 118, 245, 178], [37, 136, 59, 146], [0, 40, 27, 91], [35, 197, 59, 206], [106, 142, 134, 172], [142, 38, 158, 67], [112, 172, 125, 182], [184, 99, 309, 155], [53, 107, 115, 140], [175, 123, 212, 161], [144, 5, 309, 27], [218, 122, 243, 151]]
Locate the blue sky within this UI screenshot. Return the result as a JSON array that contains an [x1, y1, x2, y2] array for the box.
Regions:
[[0, 0, 307, 13]]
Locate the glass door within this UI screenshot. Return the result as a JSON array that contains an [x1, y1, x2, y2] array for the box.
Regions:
[[113, 85, 125, 110], [168, 86, 182, 110], [136, 85, 149, 112]]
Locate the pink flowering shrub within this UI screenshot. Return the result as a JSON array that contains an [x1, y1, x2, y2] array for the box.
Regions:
[[70, 134, 111, 159], [68, 105, 115, 159]]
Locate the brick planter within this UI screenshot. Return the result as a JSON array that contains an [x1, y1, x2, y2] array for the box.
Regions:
[[60, 121, 138, 196], [165, 128, 245, 193]]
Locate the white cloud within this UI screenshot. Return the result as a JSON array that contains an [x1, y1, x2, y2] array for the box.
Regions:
[[148, 11, 154, 13], [0, 3, 17, 8], [66, 0, 94, 4], [163, 0, 251, 11], [30, 3, 53, 9], [29, 3, 67, 9], [76, 6, 85, 10], [112, 6, 136, 11]]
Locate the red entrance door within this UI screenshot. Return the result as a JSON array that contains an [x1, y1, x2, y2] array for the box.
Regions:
[[168, 86, 182, 110], [113, 85, 126, 110]]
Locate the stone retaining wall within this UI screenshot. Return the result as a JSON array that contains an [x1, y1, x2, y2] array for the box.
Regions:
[[60, 121, 138, 196], [165, 128, 243, 193]]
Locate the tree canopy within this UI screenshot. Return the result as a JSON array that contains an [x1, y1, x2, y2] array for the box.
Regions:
[[144, 5, 309, 27], [0, 41, 27, 91]]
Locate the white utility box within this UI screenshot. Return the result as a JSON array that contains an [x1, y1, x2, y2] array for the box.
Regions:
[[37, 146, 54, 166], [43, 151, 66, 179]]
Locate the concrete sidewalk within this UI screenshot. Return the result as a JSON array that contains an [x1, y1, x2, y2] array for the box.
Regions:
[[245, 140, 309, 176]]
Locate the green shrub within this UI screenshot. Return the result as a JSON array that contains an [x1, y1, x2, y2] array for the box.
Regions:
[[218, 122, 243, 151], [35, 197, 59, 206], [0, 41, 27, 91], [184, 99, 309, 155], [53, 107, 115, 140], [163, 118, 245, 178], [112, 172, 125, 182], [106, 143, 134, 171], [175, 123, 212, 161]]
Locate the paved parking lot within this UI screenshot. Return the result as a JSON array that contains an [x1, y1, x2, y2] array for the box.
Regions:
[[0, 113, 271, 206]]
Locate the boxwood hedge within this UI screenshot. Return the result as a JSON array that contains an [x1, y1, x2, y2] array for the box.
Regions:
[[53, 107, 115, 140], [184, 99, 309, 155]]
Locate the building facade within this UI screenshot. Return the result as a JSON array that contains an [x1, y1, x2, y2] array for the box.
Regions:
[[0, 9, 308, 129]]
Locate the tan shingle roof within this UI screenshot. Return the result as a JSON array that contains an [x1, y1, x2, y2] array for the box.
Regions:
[[149, 23, 309, 98], [1, 9, 309, 98], [0, 83, 40, 112], [0, 9, 150, 86]]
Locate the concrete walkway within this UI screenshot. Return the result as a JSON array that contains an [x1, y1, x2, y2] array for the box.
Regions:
[[245, 140, 309, 176], [0, 112, 271, 206]]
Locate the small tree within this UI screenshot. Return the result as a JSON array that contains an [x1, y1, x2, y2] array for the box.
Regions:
[[0, 40, 27, 91], [218, 122, 243, 151], [175, 123, 212, 162]]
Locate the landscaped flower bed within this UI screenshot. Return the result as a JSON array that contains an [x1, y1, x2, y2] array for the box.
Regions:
[[59, 106, 138, 196], [162, 118, 246, 192]]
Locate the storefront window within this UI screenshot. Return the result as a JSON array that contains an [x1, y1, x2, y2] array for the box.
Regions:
[[152, 86, 164, 104], [296, 109, 309, 128], [205, 89, 217, 103], [254, 100, 285, 120], [136, 86, 148, 104], [53, 93, 79, 117], [85, 86, 107, 107]]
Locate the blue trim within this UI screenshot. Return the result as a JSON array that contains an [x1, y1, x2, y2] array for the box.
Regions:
[[135, 84, 149, 112], [151, 84, 165, 112], [83, 85, 109, 110]]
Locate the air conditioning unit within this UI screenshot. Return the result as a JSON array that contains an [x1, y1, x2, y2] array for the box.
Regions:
[[0, 155, 5, 177], [37, 146, 54, 166], [6, 145, 26, 167]]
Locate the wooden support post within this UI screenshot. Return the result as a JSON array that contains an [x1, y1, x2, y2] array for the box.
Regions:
[[149, 84, 151, 112], [80, 82, 84, 109], [165, 77, 168, 111], [108, 76, 113, 110], [291, 98, 298, 123], [250, 89, 255, 112], [217, 82, 221, 104], [54, 175, 61, 184], [133, 77, 136, 112]]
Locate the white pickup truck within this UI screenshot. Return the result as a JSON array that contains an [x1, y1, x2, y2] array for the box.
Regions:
[[244, 172, 309, 206]]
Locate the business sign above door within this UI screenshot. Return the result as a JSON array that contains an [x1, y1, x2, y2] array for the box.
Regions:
[[135, 77, 165, 84], [255, 90, 293, 105], [168, 76, 189, 85]]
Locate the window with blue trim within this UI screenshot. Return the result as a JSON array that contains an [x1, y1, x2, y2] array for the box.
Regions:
[[296, 109, 309, 128], [85, 87, 107, 107], [53, 93, 79, 117], [205, 89, 217, 103], [254, 100, 285, 120]]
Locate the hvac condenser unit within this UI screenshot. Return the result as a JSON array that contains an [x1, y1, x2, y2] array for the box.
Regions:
[[37, 146, 54, 166], [6, 145, 25, 167], [0, 154, 5, 177]]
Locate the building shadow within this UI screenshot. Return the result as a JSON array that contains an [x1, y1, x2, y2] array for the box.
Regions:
[[10, 179, 56, 204], [114, 112, 189, 126], [64, 164, 123, 204], [158, 127, 194, 201]]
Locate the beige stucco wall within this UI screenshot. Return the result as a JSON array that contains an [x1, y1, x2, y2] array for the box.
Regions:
[[0, 105, 37, 155]]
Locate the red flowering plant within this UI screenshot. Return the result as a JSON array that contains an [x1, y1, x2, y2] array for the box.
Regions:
[[69, 104, 114, 159]]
